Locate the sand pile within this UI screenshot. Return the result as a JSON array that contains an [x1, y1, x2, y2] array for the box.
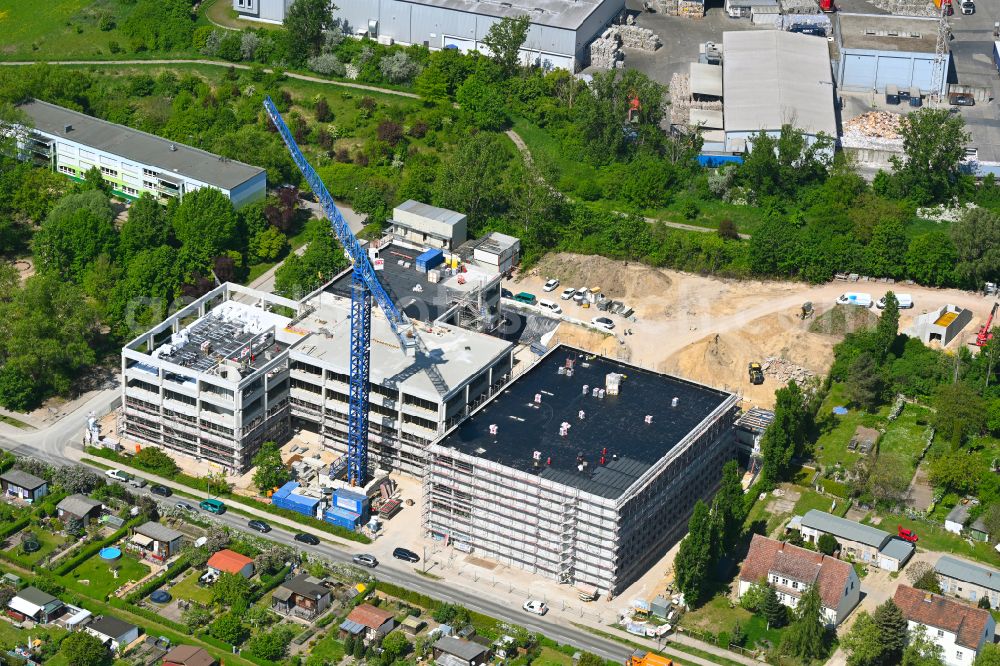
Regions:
[[532, 254, 672, 302], [549, 322, 626, 360], [657, 312, 833, 406]]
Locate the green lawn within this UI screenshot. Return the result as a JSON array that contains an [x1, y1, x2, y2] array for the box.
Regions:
[[679, 593, 783, 652], [532, 647, 574, 666], [303, 632, 346, 666], [792, 489, 848, 518], [877, 404, 932, 477], [168, 569, 214, 604], [65, 553, 151, 598], [812, 383, 888, 470], [0, 618, 68, 657], [866, 512, 1000, 568], [9, 529, 69, 565], [244, 222, 313, 285], [0, 414, 31, 428]]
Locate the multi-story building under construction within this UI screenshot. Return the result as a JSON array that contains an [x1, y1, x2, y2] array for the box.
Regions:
[[423, 346, 739, 595]]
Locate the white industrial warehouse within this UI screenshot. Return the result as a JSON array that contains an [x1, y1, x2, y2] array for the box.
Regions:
[[233, 0, 625, 71], [721, 30, 837, 153]]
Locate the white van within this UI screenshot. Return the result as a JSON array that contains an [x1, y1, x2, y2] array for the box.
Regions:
[[538, 299, 562, 315], [877, 293, 913, 309], [837, 293, 873, 308]]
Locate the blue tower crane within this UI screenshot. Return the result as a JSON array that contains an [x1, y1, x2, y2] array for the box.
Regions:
[[263, 96, 414, 487]]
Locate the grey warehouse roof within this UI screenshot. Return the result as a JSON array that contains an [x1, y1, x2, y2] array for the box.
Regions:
[[18, 100, 264, 191], [690, 63, 723, 98], [801, 510, 890, 548], [394, 0, 613, 31], [134, 521, 184, 543], [395, 200, 466, 227], [0, 470, 47, 490], [722, 31, 837, 137], [837, 13, 938, 53], [935, 556, 1000, 594]]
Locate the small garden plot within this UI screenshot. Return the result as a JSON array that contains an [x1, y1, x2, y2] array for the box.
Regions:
[[66, 553, 150, 598], [168, 569, 215, 605], [7, 528, 69, 565]]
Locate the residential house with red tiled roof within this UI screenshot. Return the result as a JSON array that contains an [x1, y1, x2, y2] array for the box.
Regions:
[[738, 534, 860, 626], [894, 584, 995, 666], [340, 603, 396, 644], [206, 549, 255, 579]]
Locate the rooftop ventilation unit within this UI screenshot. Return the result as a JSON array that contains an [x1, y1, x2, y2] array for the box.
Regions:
[[63, 124, 73, 133]]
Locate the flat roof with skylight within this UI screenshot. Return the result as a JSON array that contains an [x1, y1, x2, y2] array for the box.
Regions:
[[434, 345, 733, 498]]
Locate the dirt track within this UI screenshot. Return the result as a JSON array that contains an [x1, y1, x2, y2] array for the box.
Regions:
[[513, 254, 996, 408]]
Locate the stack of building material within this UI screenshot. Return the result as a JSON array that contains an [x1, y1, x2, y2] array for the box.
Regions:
[[618, 23, 661, 50], [677, 0, 705, 17], [843, 111, 903, 139], [668, 72, 723, 125], [779, 0, 820, 13], [590, 29, 624, 69]]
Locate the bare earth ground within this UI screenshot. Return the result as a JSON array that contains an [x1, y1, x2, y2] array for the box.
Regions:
[[514, 253, 996, 409]]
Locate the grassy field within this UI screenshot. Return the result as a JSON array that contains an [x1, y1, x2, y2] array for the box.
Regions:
[[532, 647, 574, 666], [303, 631, 346, 666], [66, 554, 151, 598], [812, 383, 887, 470], [9, 529, 69, 565], [244, 222, 313, 285], [679, 593, 783, 652], [168, 569, 214, 604], [0, 617, 68, 662], [0, 0, 207, 61], [0, 414, 31, 429], [792, 488, 848, 518], [866, 511, 1000, 567]]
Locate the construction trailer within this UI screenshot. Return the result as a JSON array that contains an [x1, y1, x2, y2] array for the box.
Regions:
[[423, 345, 739, 595]]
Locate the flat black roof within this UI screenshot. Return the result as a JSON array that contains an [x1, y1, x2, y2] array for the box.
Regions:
[[435, 346, 732, 499], [326, 243, 450, 322]]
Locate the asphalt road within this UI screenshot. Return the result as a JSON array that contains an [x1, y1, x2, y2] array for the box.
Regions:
[[137, 488, 631, 662]]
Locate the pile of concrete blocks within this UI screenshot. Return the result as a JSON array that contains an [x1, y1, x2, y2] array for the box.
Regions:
[[590, 29, 624, 69], [762, 357, 816, 383]]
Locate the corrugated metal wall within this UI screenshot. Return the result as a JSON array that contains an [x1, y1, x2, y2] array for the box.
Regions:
[[838, 48, 947, 95]]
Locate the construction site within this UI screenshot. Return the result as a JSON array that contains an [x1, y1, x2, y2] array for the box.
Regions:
[[423, 345, 740, 595]]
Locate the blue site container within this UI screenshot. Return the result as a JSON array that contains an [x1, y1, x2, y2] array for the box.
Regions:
[[271, 481, 320, 517], [415, 248, 445, 273], [333, 488, 369, 516], [697, 154, 744, 168], [324, 505, 362, 530]]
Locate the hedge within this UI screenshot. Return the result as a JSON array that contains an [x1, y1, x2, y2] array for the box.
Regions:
[[0, 454, 15, 474], [53, 518, 141, 576], [0, 517, 29, 540], [0, 548, 37, 571], [197, 632, 238, 652], [125, 556, 192, 603], [255, 564, 292, 600]]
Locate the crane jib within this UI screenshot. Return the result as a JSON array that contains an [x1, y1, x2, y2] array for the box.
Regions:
[[262, 96, 411, 347]]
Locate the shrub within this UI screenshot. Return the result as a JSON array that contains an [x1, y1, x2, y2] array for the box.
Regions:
[[307, 54, 346, 77]]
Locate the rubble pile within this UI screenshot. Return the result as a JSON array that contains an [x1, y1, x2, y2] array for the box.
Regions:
[[869, 0, 938, 15], [843, 111, 903, 139], [655, 0, 704, 17], [762, 357, 816, 383], [618, 22, 661, 50]]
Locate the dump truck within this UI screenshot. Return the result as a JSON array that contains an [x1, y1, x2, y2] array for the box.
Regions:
[[749, 362, 764, 385], [626, 650, 673, 666]]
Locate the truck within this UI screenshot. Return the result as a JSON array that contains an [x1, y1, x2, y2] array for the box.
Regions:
[[626, 650, 673, 666], [748, 362, 764, 385], [837, 293, 873, 308]]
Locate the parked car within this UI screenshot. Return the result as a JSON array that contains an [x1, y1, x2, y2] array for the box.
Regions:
[[522, 600, 548, 615], [573, 288, 590, 303], [542, 279, 559, 292], [105, 469, 131, 483], [898, 525, 919, 543], [353, 554, 379, 568], [560, 287, 576, 301], [591, 316, 615, 331], [961, 0, 974, 13], [247, 519, 271, 533], [513, 292, 537, 305], [949, 92, 975, 106], [199, 499, 226, 514], [150, 484, 172, 498], [175, 501, 195, 512], [392, 547, 420, 563], [294, 533, 320, 546], [501, 288, 514, 299], [129, 477, 147, 488], [538, 299, 562, 315]]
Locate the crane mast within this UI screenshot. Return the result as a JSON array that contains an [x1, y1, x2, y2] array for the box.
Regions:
[[263, 96, 414, 487]]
